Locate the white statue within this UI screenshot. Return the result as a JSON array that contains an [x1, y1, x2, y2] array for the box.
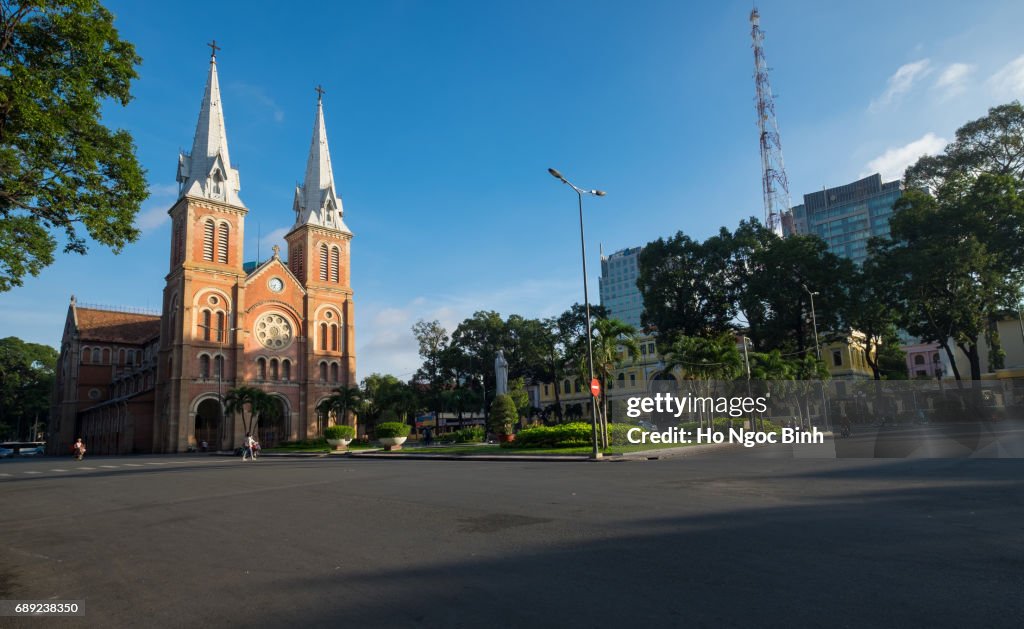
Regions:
[[495, 350, 509, 396]]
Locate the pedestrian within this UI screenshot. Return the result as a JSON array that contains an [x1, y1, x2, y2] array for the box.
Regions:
[[73, 437, 87, 461], [242, 433, 256, 461]]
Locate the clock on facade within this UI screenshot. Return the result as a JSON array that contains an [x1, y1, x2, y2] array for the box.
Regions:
[[268, 277, 284, 292]]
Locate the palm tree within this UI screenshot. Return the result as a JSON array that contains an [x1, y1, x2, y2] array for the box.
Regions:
[[585, 317, 641, 448], [223, 386, 275, 439], [317, 385, 362, 434], [663, 333, 742, 428]]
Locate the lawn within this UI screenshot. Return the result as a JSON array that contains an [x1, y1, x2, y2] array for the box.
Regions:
[[377, 441, 696, 456]]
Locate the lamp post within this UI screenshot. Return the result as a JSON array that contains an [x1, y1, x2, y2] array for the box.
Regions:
[[802, 284, 821, 361], [742, 335, 759, 431], [549, 167, 605, 460]]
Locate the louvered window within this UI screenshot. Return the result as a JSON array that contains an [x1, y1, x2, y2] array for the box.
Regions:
[[203, 220, 215, 261], [291, 245, 304, 281], [331, 324, 338, 351], [320, 323, 328, 350], [215, 311, 225, 342], [201, 310, 212, 341], [199, 355, 210, 379], [319, 245, 328, 281], [330, 246, 339, 283], [217, 223, 229, 263]]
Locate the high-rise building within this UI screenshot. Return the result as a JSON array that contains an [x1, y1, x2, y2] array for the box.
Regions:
[[599, 246, 644, 329], [785, 173, 901, 265]]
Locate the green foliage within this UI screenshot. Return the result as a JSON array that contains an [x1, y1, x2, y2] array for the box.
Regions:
[[488, 394, 518, 434], [507, 377, 530, 418], [324, 425, 355, 440], [375, 422, 411, 439], [361, 373, 417, 423], [317, 386, 362, 427], [609, 422, 644, 446], [451, 426, 484, 443], [0, 1, 148, 291], [222, 386, 275, 435], [664, 332, 742, 381], [511, 422, 592, 448], [0, 337, 57, 440]]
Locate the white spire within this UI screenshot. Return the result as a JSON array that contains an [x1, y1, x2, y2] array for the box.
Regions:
[[293, 89, 348, 232], [176, 47, 243, 206]]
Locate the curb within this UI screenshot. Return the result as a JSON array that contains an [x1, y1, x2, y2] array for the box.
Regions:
[[346, 452, 619, 462]]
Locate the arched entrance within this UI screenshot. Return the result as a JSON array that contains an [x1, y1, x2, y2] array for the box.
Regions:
[[257, 396, 288, 448], [194, 398, 221, 450]]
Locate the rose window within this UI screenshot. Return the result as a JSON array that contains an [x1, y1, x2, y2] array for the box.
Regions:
[[255, 313, 293, 350]]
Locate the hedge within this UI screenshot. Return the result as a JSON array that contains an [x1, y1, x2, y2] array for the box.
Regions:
[[511, 422, 592, 448]]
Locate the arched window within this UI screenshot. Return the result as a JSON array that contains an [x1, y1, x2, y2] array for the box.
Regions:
[[257, 358, 267, 380], [331, 324, 338, 351], [319, 362, 327, 382], [82, 347, 91, 364], [914, 355, 925, 365], [203, 219, 215, 261], [199, 355, 210, 379], [216, 311, 225, 342], [282, 360, 291, 381], [169, 295, 178, 340], [320, 322, 328, 351], [270, 358, 279, 381], [217, 223, 229, 264], [211, 169, 224, 196], [200, 310, 212, 341], [118, 348, 126, 365], [563, 380, 570, 394], [330, 363, 339, 383], [330, 246, 340, 283], [214, 355, 224, 378], [101, 348, 110, 364], [92, 348, 101, 363], [319, 244, 329, 281]]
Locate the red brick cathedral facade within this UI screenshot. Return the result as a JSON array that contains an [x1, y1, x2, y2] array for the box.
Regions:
[[49, 53, 356, 454]]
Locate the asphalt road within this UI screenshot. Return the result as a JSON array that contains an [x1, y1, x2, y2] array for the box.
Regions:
[[1, 448, 1022, 628]]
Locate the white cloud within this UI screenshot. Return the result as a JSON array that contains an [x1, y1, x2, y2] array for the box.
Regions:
[[934, 63, 974, 99], [988, 55, 1024, 100], [135, 205, 170, 231], [228, 82, 286, 123], [869, 59, 932, 112], [863, 132, 948, 181]]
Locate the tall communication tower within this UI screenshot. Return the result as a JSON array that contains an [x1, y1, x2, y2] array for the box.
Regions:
[[750, 6, 791, 236]]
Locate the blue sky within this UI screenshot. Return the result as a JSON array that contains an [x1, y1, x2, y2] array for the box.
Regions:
[[3, 0, 1024, 378]]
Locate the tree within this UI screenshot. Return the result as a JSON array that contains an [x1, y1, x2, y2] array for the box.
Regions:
[[0, 337, 57, 440], [412, 319, 451, 423], [317, 385, 362, 430], [0, 1, 147, 291], [844, 257, 902, 380], [488, 394, 517, 436], [663, 333, 742, 428], [507, 377, 531, 421], [588, 317, 641, 446], [223, 386, 274, 436]]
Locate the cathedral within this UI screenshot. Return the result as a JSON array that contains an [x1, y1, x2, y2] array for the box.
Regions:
[[48, 50, 356, 454]]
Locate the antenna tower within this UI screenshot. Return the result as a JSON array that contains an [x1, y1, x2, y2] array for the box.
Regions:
[[750, 7, 791, 236]]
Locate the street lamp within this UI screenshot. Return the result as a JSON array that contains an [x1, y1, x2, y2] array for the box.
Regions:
[[741, 335, 758, 431], [549, 167, 605, 460], [802, 284, 821, 361]]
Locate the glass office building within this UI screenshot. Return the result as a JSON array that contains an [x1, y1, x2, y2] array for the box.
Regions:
[[599, 246, 644, 329], [785, 173, 901, 265]]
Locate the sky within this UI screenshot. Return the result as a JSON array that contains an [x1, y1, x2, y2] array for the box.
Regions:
[[2, 0, 1024, 379]]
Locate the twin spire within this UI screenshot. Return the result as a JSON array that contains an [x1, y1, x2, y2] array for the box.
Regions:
[[176, 46, 348, 234]]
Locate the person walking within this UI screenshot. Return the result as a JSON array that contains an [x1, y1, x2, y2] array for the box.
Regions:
[[73, 438, 87, 461], [242, 433, 256, 461]]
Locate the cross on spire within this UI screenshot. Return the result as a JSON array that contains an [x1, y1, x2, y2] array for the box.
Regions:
[[207, 39, 221, 60], [315, 85, 326, 103]]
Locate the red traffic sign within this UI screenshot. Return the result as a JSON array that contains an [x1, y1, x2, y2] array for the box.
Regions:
[[590, 378, 601, 397]]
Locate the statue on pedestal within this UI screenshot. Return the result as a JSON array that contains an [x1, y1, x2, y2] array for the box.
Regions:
[[495, 350, 509, 396]]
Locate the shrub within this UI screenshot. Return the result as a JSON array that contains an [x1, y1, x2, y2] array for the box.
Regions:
[[609, 422, 645, 446], [452, 426, 484, 443], [512, 422, 592, 448], [488, 394, 518, 435], [376, 422, 411, 439], [324, 425, 355, 440], [713, 417, 746, 431]]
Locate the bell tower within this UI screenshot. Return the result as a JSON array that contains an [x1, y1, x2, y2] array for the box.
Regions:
[[285, 88, 356, 432], [156, 43, 248, 452]]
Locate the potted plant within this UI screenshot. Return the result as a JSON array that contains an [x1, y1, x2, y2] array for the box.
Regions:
[[488, 394, 518, 443], [375, 422, 411, 451], [324, 424, 355, 450]]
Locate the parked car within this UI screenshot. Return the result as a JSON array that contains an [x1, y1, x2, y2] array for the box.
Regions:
[[18, 446, 44, 456], [0, 446, 14, 458]]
